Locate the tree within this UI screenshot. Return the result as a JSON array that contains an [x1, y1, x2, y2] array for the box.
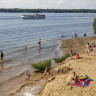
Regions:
[[93, 18, 96, 34]]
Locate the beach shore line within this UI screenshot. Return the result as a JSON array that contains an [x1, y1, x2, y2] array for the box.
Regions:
[[38, 36, 96, 96], [0, 39, 63, 96], [1, 36, 96, 96]]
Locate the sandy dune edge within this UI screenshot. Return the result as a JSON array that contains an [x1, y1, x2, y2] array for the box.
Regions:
[[38, 37, 96, 96]]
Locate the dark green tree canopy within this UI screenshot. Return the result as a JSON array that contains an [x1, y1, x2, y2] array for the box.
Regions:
[[93, 18, 96, 34], [0, 8, 96, 13]]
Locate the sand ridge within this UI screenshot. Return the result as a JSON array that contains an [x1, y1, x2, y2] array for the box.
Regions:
[[38, 37, 96, 96]]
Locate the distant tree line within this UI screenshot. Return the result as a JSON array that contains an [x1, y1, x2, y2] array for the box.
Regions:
[[0, 8, 96, 13]]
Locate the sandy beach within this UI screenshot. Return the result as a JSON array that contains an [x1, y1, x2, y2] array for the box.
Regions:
[[1, 36, 96, 96], [38, 36, 96, 96]]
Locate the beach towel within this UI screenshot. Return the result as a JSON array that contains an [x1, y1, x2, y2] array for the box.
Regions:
[[71, 79, 90, 87]]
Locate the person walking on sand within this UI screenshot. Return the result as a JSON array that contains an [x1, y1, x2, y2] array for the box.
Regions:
[[0, 51, 3, 62], [75, 33, 77, 38], [70, 50, 73, 56], [84, 32, 86, 37], [44, 67, 50, 81], [86, 43, 90, 55]]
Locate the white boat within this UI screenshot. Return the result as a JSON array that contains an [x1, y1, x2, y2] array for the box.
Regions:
[[21, 14, 45, 19]]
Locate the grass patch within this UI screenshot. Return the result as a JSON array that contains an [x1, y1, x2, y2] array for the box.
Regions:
[[31, 59, 51, 72], [54, 53, 70, 63]]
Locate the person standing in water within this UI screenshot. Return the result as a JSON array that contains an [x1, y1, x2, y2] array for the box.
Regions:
[[0, 51, 4, 62], [38, 39, 41, 45], [84, 32, 86, 37], [38, 39, 42, 49], [75, 33, 77, 38], [24, 45, 27, 52]]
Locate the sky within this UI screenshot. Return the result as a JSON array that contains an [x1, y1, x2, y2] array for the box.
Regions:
[[0, 0, 96, 9]]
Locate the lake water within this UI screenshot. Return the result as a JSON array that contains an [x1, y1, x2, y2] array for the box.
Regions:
[[0, 13, 96, 68], [0, 13, 96, 96]]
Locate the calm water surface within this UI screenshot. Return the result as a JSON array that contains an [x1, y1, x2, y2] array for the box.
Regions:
[[0, 13, 96, 71]]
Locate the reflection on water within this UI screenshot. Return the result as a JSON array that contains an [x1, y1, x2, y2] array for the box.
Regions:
[[0, 62, 4, 69]]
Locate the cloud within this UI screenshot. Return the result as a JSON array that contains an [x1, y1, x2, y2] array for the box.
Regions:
[[0, 0, 35, 8], [0, 0, 96, 9], [57, 0, 65, 5], [71, 0, 96, 9]]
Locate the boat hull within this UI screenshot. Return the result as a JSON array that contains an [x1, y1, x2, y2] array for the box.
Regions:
[[21, 14, 45, 19]]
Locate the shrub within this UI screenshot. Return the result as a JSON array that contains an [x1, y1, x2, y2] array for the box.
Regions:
[[54, 53, 70, 63], [31, 59, 51, 72], [93, 18, 96, 34]]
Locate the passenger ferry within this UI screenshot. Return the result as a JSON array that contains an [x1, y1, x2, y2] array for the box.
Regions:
[[21, 14, 45, 19]]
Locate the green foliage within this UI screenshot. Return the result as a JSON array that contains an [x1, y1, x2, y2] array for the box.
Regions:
[[54, 53, 70, 63], [93, 18, 96, 34], [31, 59, 51, 72]]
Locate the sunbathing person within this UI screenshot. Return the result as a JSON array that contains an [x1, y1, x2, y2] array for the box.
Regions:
[[68, 72, 78, 85]]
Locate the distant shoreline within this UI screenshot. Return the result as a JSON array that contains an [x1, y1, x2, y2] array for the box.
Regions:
[[0, 9, 96, 13]]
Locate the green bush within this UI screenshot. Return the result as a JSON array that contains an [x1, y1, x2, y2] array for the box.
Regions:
[[93, 18, 96, 34], [54, 53, 70, 63], [31, 59, 51, 72]]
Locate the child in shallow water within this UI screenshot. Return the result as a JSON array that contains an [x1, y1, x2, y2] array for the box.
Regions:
[[25, 72, 31, 81]]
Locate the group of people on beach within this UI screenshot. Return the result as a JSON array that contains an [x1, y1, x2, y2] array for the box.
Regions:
[[70, 42, 95, 57], [86, 42, 95, 55], [25, 67, 50, 81]]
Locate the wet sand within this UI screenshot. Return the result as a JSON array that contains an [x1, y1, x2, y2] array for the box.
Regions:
[[38, 37, 96, 96], [0, 40, 63, 96]]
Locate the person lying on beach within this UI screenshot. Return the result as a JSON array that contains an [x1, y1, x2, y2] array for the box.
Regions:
[[44, 67, 50, 81], [68, 72, 78, 85], [25, 72, 31, 81]]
